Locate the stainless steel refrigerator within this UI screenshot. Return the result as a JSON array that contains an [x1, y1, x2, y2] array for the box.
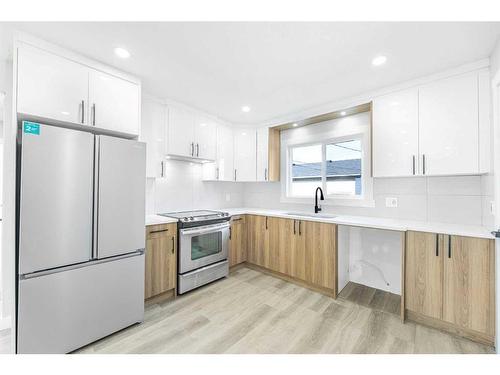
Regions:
[[16, 121, 146, 353]]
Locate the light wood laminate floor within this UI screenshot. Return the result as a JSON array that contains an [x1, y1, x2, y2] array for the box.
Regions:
[[77, 267, 494, 354]]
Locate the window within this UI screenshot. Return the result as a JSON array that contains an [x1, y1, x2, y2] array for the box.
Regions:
[[287, 137, 365, 200], [326, 139, 362, 196]]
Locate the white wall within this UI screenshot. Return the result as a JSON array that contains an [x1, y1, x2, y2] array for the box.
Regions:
[[146, 159, 244, 214]]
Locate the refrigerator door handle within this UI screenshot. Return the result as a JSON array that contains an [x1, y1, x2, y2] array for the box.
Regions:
[[20, 249, 145, 280], [92, 135, 100, 260]]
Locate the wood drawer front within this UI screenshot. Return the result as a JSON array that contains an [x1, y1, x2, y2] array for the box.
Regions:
[[146, 223, 177, 239]]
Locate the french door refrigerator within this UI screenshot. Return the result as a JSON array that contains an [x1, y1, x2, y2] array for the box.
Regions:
[[16, 121, 146, 353]]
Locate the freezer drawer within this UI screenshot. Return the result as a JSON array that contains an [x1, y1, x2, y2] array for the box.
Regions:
[[17, 253, 144, 354], [96, 135, 146, 258], [19, 122, 94, 274]]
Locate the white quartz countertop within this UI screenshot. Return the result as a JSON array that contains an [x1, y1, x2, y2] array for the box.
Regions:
[[222, 207, 494, 239], [145, 208, 493, 239], [145, 214, 178, 226]]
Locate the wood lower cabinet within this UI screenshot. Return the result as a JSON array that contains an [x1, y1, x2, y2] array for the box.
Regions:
[[303, 221, 337, 290], [229, 215, 247, 267], [405, 231, 495, 344], [405, 231, 443, 320], [443, 235, 495, 338], [246, 215, 337, 295], [247, 215, 270, 267], [145, 223, 177, 300]]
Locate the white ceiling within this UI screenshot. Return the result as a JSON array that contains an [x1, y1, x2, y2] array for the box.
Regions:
[[1, 22, 500, 125]]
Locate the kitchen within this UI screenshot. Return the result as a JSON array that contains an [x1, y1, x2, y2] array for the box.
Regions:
[[1, 15, 500, 369]]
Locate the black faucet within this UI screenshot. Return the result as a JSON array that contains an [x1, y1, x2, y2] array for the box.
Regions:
[[314, 187, 324, 213]]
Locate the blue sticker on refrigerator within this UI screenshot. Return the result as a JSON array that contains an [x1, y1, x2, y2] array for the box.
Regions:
[[23, 121, 40, 135]]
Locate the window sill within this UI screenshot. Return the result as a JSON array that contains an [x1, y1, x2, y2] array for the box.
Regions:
[[280, 196, 375, 208]]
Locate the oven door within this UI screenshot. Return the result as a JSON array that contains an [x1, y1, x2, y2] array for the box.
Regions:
[[179, 222, 230, 274]]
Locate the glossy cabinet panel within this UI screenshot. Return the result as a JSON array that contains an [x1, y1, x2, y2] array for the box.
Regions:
[[233, 128, 257, 181], [419, 73, 479, 175], [141, 99, 166, 178], [17, 45, 89, 125], [194, 114, 217, 160], [167, 105, 195, 157], [256, 127, 269, 181], [372, 88, 419, 177]]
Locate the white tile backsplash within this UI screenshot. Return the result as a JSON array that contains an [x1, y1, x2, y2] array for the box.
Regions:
[[427, 195, 483, 225], [427, 176, 481, 196], [146, 159, 244, 214]]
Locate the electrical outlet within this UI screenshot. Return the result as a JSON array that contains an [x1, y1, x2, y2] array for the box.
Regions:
[[385, 197, 398, 208], [225, 193, 231, 202]]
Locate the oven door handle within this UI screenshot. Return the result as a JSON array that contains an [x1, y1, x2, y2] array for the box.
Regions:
[[180, 223, 230, 236]]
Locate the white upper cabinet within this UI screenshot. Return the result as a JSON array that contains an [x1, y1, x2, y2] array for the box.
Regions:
[[17, 45, 89, 125], [141, 98, 166, 178], [372, 69, 490, 177], [166, 105, 216, 161], [202, 123, 234, 181], [88, 69, 140, 135], [256, 127, 269, 181], [418, 72, 479, 176], [194, 114, 217, 160], [233, 128, 256, 182], [372, 88, 419, 177], [16, 43, 141, 136], [167, 105, 195, 158]]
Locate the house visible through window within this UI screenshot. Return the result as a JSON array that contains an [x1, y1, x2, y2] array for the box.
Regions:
[[289, 138, 363, 198]]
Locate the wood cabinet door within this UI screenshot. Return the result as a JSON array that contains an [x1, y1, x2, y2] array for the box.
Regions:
[[229, 216, 247, 267], [303, 221, 336, 290], [145, 224, 176, 299], [290, 220, 306, 281], [405, 231, 443, 320], [88, 69, 140, 136], [276, 218, 295, 275], [443, 236, 495, 337], [246, 215, 269, 267]]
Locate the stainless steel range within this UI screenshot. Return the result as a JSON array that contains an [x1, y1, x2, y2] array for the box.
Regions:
[[159, 210, 231, 294]]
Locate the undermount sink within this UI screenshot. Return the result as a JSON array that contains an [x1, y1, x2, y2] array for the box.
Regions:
[[284, 212, 336, 219]]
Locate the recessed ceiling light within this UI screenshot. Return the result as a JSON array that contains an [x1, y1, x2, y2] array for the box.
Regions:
[[114, 47, 131, 59], [241, 106, 251, 113], [340, 111, 346, 116], [372, 55, 387, 66], [293, 123, 298, 127]]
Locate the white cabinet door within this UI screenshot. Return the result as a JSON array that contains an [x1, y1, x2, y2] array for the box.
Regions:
[[141, 99, 166, 178], [256, 127, 269, 181], [194, 114, 217, 161], [88, 69, 140, 136], [216, 124, 234, 181], [372, 88, 419, 177], [233, 128, 256, 181], [167, 105, 195, 158], [419, 73, 479, 176], [17, 45, 89, 125]]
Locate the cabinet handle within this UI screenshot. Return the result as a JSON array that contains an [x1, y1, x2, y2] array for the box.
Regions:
[[234, 169, 237, 181], [149, 229, 169, 234], [229, 227, 232, 240], [299, 221, 302, 236], [92, 103, 96, 126], [448, 235, 451, 258], [161, 161, 164, 178], [265, 168, 268, 181], [190, 142, 194, 157], [435, 234, 439, 257], [171, 236, 175, 254], [216, 167, 219, 180], [81, 100, 85, 124], [412, 155, 416, 175], [265, 217, 268, 230], [422, 154, 426, 175], [293, 220, 296, 235], [196, 143, 199, 157], [232, 218, 242, 222]]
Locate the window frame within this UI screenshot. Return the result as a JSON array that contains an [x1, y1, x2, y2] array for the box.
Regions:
[[282, 129, 374, 208]]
